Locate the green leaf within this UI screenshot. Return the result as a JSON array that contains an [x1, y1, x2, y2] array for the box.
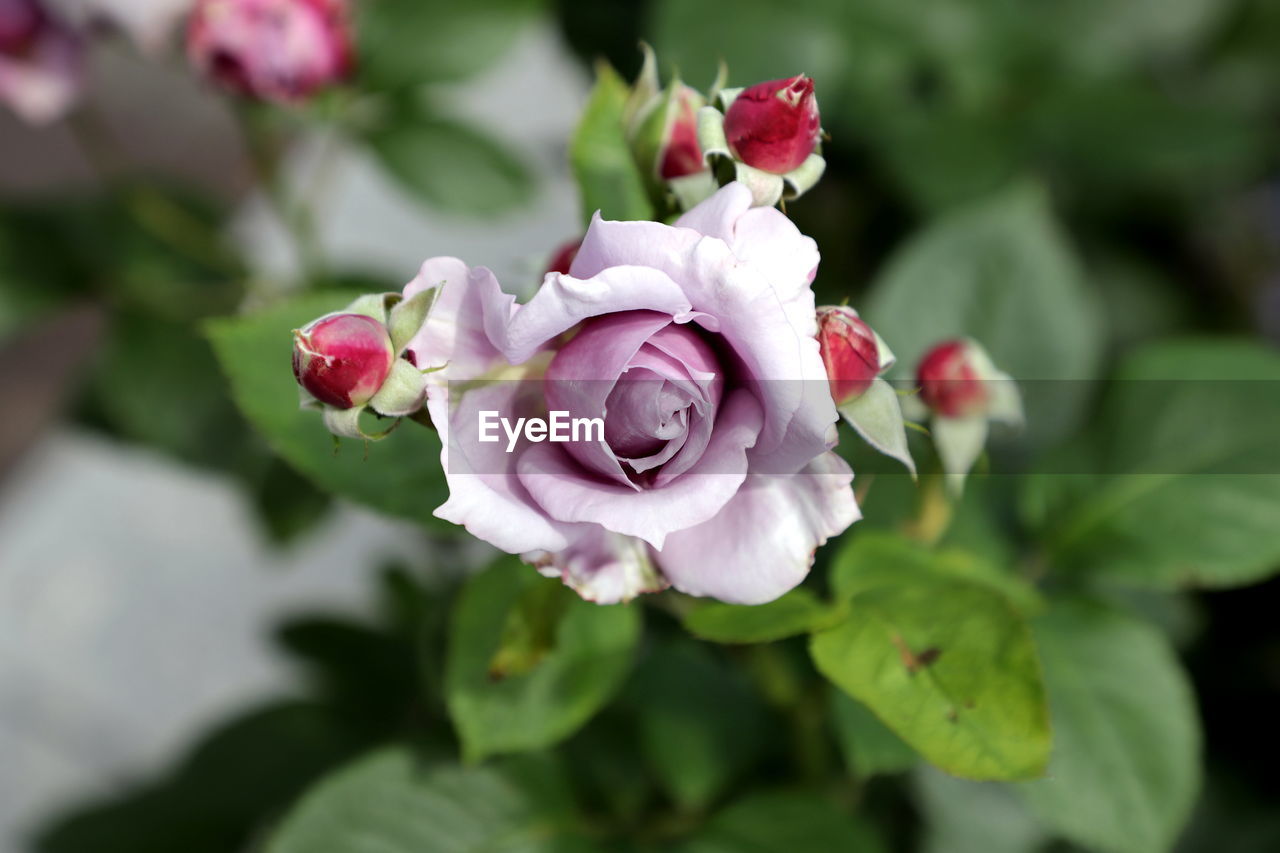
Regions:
[[627, 639, 771, 810], [265, 747, 595, 853], [358, 0, 545, 87], [1035, 339, 1280, 588], [812, 534, 1050, 781], [569, 64, 654, 227], [1017, 600, 1201, 853], [683, 588, 837, 644], [864, 182, 1102, 444], [207, 292, 451, 529], [915, 767, 1045, 853], [367, 113, 534, 216], [677, 791, 886, 853], [445, 559, 641, 761], [830, 690, 917, 778]]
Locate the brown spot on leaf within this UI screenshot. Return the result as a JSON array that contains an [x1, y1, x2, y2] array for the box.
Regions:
[[892, 634, 943, 674]]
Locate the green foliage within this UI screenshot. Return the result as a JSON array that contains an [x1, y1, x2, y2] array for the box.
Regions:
[[864, 182, 1101, 443], [830, 690, 917, 778], [445, 559, 642, 761], [627, 639, 771, 811], [677, 791, 887, 853], [1030, 339, 1280, 588], [1017, 600, 1202, 853], [34, 702, 367, 853], [812, 534, 1050, 781], [358, 0, 547, 87], [569, 64, 655, 226], [265, 747, 593, 853], [682, 589, 838, 644], [367, 110, 534, 216], [915, 768, 1045, 853], [207, 291, 451, 529]]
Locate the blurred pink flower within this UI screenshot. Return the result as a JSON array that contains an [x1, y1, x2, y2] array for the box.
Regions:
[[186, 0, 351, 103], [0, 0, 83, 124]]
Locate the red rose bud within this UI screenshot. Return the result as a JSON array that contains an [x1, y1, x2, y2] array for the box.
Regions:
[[817, 306, 883, 403], [292, 313, 394, 409], [545, 237, 581, 276], [724, 74, 821, 174], [0, 0, 42, 54], [917, 339, 989, 418], [187, 0, 353, 103], [659, 85, 705, 179]]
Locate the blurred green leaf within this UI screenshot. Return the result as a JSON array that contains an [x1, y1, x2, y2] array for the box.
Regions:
[[1033, 338, 1280, 588], [628, 639, 771, 811], [683, 588, 837, 644], [1017, 600, 1201, 853], [812, 534, 1050, 781], [830, 690, 917, 778], [915, 766, 1045, 853], [445, 559, 641, 761], [91, 312, 261, 474], [1044, 0, 1232, 73], [677, 791, 886, 853], [266, 747, 596, 853], [569, 63, 654, 226], [207, 291, 451, 529], [358, 0, 546, 87], [35, 702, 364, 853], [368, 112, 534, 216], [865, 182, 1101, 441]]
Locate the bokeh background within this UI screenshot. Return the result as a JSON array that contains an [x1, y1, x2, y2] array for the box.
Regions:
[[2, 1, 1279, 851]]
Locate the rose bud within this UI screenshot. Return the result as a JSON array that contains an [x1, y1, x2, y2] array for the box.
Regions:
[[723, 74, 821, 174], [0, 0, 83, 124], [817, 305, 889, 404], [916, 339, 992, 418], [186, 0, 353, 103], [0, 0, 41, 53], [292, 313, 394, 409], [545, 237, 581, 277], [656, 84, 705, 180]]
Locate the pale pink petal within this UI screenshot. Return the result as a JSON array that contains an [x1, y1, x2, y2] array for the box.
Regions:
[[517, 391, 763, 548], [526, 528, 665, 605], [655, 452, 860, 604]]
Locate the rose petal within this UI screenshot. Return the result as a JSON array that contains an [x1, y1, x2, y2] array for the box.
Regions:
[[517, 391, 763, 548], [526, 527, 665, 605], [655, 452, 859, 604]]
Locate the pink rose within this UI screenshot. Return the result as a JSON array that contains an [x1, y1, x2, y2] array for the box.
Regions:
[[403, 183, 859, 605], [186, 0, 352, 103]]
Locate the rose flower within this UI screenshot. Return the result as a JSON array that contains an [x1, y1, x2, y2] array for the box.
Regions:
[[402, 183, 859, 605]]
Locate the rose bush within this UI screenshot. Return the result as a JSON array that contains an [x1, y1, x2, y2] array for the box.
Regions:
[[401, 182, 858, 604]]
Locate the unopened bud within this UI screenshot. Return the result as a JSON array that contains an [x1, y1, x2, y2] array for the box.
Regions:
[[0, 0, 41, 53], [187, 0, 352, 103], [723, 74, 821, 174], [292, 313, 394, 409], [0, 0, 83, 125], [817, 306, 887, 403], [916, 339, 990, 418]]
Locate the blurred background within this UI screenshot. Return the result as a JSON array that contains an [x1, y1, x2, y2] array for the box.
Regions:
[[2, 1, 1279, 851]]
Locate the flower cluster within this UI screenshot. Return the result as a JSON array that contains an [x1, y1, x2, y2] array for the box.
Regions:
[[285, 59, 1024, 605]]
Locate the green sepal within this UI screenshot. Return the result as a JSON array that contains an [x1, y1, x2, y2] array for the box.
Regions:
[[369, 358, 428, 417]]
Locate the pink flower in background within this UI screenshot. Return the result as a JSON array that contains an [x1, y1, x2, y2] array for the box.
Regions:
[[403, 183, 858, 605], [657, 84, 705, 180], [186, 0, 351, 103], [0, 0, 83, 124]]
